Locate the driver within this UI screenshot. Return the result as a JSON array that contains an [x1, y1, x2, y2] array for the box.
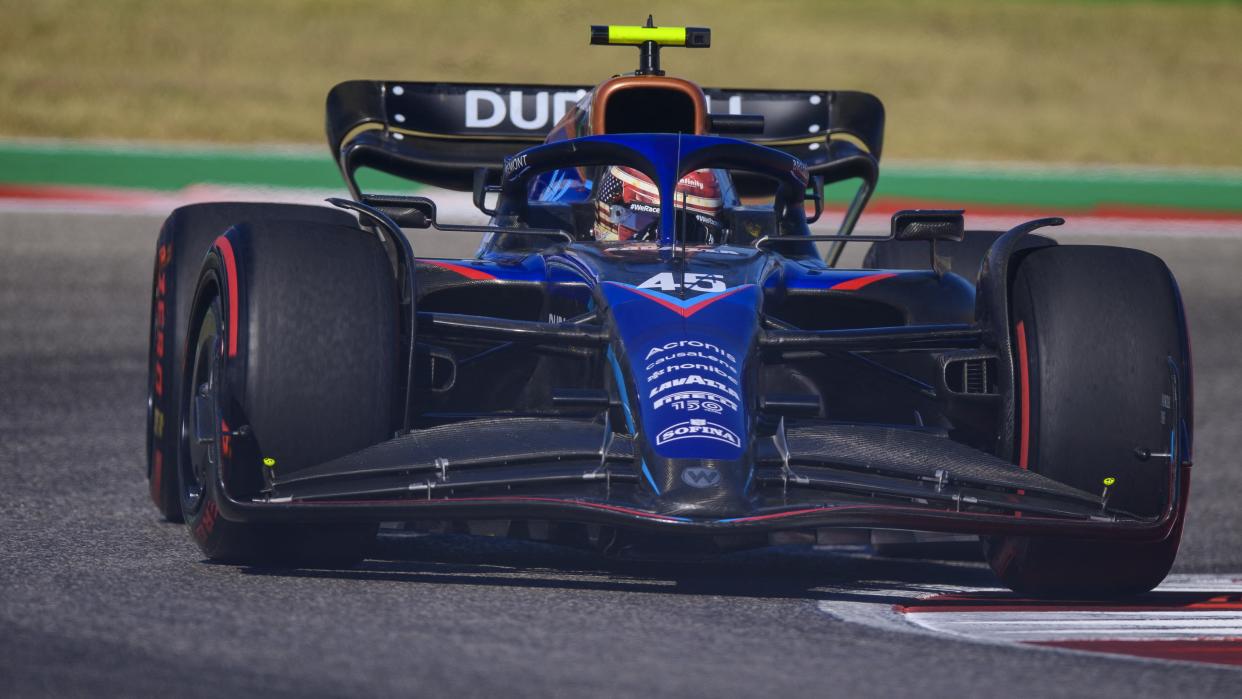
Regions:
[[592, 166, 725, 244]]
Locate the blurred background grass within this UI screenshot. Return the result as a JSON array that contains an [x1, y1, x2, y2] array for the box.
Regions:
[[1, 0, 1239, 166]]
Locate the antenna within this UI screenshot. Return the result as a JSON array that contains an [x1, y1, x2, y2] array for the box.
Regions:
[[589, 18, 711, 76]]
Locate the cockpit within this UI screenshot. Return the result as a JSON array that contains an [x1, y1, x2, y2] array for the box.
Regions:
[[530, 165, 735, 245], [490, 133, 814, 248]]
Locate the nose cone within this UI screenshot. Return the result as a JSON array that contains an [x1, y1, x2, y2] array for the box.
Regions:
[[650, 460, 755, 517], [599, 279, 763, 520]]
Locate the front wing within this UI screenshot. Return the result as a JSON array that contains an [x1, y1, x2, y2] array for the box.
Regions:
[[211, 417, 1187, 543]]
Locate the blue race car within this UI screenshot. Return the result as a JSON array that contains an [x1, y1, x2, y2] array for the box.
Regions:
[[146, 22, 1192, 598]]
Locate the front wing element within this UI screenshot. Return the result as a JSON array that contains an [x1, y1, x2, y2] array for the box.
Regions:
[[210, 418, 1184, 543]]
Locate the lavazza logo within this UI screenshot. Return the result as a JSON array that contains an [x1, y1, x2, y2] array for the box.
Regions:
[[649, 374, 740, 402], [656, 419, 740, 448]]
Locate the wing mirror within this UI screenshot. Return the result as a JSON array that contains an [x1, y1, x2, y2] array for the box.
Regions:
[[357, 193, 437, 229], [891, 209, 964, 242], [891, 209, 966, 278]]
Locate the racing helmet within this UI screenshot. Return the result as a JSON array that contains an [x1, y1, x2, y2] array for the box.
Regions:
[[592, 166, 725, 244]]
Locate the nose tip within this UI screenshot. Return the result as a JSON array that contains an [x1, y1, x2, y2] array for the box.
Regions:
[[652, 463, 754, 517]]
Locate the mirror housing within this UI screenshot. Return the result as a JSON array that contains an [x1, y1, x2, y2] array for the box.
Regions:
[[891, 209, 965, 242], [890, 209, 966, 278], [358, 193, 436, 229]]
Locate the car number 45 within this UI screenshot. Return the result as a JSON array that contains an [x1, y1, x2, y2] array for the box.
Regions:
[[638, 272, 727, 293]]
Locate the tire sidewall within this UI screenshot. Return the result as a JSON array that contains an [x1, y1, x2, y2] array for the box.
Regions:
[[179, 265, 250, 559]]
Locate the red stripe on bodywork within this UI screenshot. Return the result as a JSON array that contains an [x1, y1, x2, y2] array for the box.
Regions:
[[1015, 320, 1031, 469], [718, 507, 847, 523], [421, 259, 496, 280], [298, 495, 690, 522], [830, 273, 897, 291], [622, 285, 749, 318], [214, 235, 239, 357], [291, 494, 877, 523]]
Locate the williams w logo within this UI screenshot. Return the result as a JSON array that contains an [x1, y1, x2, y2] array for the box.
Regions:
[[681, 467, 722, 488]]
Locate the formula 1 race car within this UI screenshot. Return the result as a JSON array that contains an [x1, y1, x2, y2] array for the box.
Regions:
[[146, 21, 1192, 597]]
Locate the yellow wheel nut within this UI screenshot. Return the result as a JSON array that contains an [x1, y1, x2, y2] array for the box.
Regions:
[[263, 457, 276, 467], [1103, 477, 1116, 486]]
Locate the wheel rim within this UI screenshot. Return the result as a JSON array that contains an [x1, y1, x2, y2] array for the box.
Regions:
[[181, 302, 222, 517]]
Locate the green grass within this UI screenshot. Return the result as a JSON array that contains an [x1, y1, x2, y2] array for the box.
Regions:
[[2, 0, 1240, 166]]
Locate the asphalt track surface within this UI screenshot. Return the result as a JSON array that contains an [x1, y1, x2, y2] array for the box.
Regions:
[[2, 209, 1241, 697]]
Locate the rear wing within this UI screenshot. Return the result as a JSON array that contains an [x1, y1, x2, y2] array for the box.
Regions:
[[326, 80, 884, 194]]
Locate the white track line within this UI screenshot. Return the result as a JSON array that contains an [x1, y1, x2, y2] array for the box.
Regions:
[[817, 575, 1242, 668], [906, 612, 1242, 641]]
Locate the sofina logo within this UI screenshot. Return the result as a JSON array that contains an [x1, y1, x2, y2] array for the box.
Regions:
[[655, 419, 740, 448], [681, 467, 721, 488]]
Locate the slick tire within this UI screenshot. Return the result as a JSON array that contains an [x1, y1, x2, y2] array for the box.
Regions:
[[147, 203, 354, 522], [863, 230, 1053, 284], [984, 245, 1192, 598], [178, 219, 398, 566]]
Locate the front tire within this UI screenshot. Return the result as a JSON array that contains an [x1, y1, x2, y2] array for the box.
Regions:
[[179, 219, 400, 566], [985, 245, 1192, 598], [147, 203, 354, 521]]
